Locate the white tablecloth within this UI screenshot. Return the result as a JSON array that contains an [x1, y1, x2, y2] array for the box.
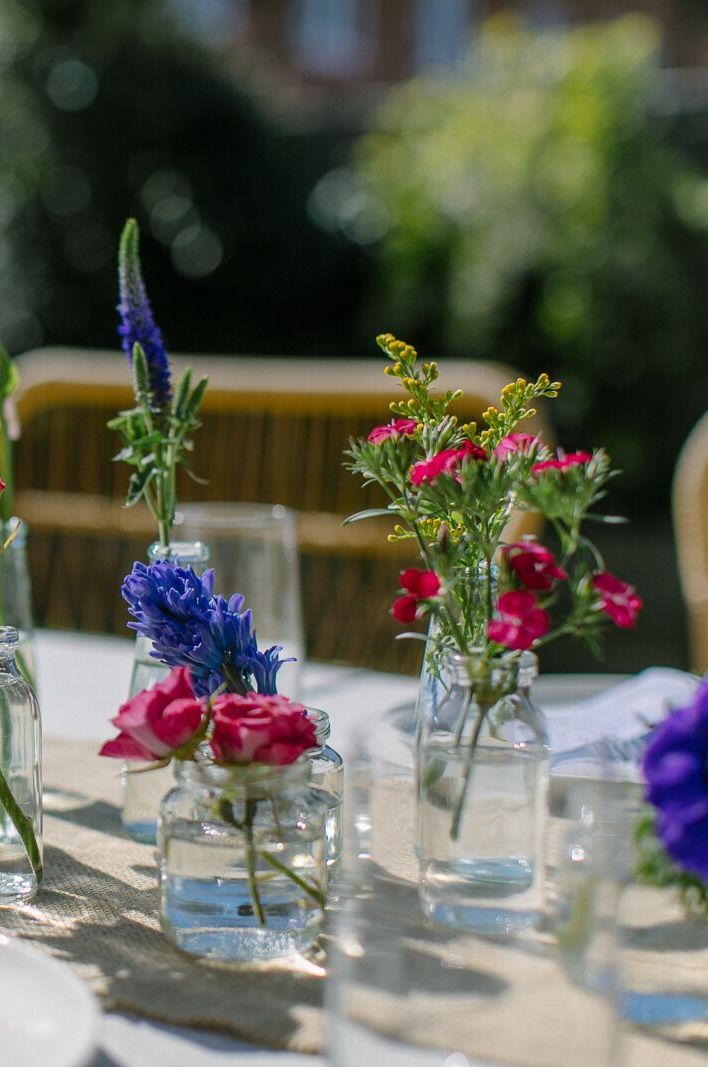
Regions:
[[34, 629, 625, 1067]]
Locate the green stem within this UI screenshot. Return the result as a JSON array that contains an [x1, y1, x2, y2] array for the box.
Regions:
[[244, 798, 266, 926], [0, 762, 42, 883], [450, 700, 489, 842], [0, 413, 13, 523], [223, 660, 249, 696], [258, 849, 325, 908]]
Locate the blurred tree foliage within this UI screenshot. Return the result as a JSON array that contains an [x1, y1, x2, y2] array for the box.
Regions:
[[344, 15, 708, 512], [0, 0, 368, 358]]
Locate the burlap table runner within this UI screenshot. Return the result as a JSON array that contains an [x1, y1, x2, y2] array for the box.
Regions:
[[0, 739, 326, 1053], [0, 739, 706, 1063]]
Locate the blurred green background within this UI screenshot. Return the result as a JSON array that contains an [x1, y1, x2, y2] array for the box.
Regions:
[[3, 0, 708, 672]]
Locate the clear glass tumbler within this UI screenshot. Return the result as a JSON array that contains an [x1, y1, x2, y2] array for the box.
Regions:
[[328, 703, 619, 1067], [179, 503, 304, 697]]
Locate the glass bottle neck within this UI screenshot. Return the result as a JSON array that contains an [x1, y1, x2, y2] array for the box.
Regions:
[[306, 707, 330, 745], [444, 649, 539, 698], [148, 540, 210, 567], [0, 625, 20, 666]]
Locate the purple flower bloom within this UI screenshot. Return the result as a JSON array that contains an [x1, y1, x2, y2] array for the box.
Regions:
[[642, 680, 708, 882], [122, 561, 289, 697], [117, 218, 172, 413]]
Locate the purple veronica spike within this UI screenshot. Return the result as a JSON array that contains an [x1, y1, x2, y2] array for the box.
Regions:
[[117, 218, 172, 412], [642, 680, 708, 882], [122, 560, 290, 698]]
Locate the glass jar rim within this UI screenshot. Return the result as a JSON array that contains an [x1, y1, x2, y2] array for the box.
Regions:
[[148, 540, 210, 565], [174, 755, 311, 793], [306, 706, 330, 744], [0, 625, 19, 653]]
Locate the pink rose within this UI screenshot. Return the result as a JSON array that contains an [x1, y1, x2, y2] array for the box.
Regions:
[[493, 433, 537, 460], [592, 572, 643, 629], [502, 542, 567, 591], [487, 591, 550, 651], [391, 567, 441, 623], [210, 693, 316, 766], [367, 418, 418, 445], [533, 451, 592, 474], [99, 666, 205, 761], [410, 441, 487, 486], [0, 476, 5, 495]]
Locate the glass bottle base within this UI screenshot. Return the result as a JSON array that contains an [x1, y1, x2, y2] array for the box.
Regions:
[[419, 857, 540, 936], [0, 871, 39, 904], [161, 875, 322, 961]]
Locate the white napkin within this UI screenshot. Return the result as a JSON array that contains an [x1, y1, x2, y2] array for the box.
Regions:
[[545, 667, 700, 781]]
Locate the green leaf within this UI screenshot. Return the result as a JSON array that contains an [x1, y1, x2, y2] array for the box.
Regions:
[[125, 467, 156, 508], [185, 376, 208, 419], [0, 343, 19, 402], [582, 513, 629, 525], [173, 369, 192, 420], [343, 508, 395, 525], [181, 462, 209, 486]]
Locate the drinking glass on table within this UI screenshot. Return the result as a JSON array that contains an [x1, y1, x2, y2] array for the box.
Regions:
[[179, 502, 304, 697], [327, 703, 621, 1067]]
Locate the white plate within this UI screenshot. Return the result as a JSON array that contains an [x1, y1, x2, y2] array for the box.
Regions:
[[0, 934, 99, 1067]]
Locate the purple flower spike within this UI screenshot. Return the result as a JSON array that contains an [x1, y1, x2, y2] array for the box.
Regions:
[[117, 218, 172, 413], [643, 680, 708, 882], [121, 560, 290, 698]]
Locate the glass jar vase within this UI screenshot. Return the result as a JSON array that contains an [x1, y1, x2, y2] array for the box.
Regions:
[[158, 758, 327, 961], [306, 708, 343, 877], [122, 539, 210, 843], [0, 626, 42, 903], [417, 649, 549, 935]]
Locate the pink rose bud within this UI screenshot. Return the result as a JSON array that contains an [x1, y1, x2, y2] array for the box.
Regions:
[[210, 693, 316, 766], [99, 666, 205, 761]]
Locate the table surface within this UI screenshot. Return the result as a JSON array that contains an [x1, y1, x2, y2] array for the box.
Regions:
[[33, 629, 626, 1067]]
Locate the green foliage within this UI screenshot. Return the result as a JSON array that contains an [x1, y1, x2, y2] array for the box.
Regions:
[[109, 363, 207, 522], [634, 808, 708, 918], [352, 15, 708, 506]]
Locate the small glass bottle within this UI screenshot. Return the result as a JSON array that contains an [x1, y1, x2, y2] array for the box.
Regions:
[[0, 626, 42, 903], [0, 521, 37, 691], [122, 540, 210, 843], [158, 758, 327, 961], [417, 649, 549, 935], [305, 708, 343, 877]]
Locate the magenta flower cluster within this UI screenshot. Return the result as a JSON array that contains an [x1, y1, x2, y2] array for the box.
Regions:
[[365, 426, 643, 651]]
